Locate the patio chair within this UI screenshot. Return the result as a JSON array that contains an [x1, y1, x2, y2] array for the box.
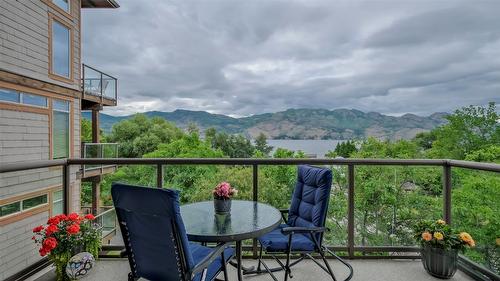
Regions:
[[111, 183, 234, 281], [252, 165, 353, 281]]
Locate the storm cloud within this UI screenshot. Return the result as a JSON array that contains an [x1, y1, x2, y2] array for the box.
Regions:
[[82, 0, 500, 117]]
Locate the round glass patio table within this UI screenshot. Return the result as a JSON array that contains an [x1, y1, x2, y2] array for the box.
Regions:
[[181, 200, 282, 281]]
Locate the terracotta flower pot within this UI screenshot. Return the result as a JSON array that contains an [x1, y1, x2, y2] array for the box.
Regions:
[[421, 245, 458, 279], [214, 198, 231, 214]]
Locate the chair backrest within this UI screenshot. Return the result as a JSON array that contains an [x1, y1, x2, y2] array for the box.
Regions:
[[288, 165, 333, 236], [111, 183, 194, 281]]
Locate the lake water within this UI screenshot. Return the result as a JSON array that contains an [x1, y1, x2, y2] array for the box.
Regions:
[[267, 139, 344, 158]]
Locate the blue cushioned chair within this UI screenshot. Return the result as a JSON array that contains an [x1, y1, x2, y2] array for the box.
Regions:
[[252, 165, 353, 281], [111, 183, 234, 281]]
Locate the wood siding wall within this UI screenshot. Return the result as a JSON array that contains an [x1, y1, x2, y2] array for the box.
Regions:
[[0, 0, 81, 91], [0, 92, 82, 279], [0, 0, 85, 278]]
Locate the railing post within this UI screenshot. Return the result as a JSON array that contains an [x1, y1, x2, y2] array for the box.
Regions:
[[100, 72, 103, 102], [443, 163, 452, 224], [157, 164, 163, 188], [347, 164, 355, 258], [63, 164, 71, 214], [252, 164, 258, 202], [100, 144, 104, 174], [81, 64, 85, 92], [252, 164, 258, 258]]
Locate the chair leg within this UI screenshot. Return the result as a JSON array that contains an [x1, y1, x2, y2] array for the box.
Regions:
[[284, 234, 293, 281], [309, 235, 337, 281], [257, 244, 263, 271], [221, 251, 229, 281], [318, 247, 337, 281], [325, 248, 354, 281]]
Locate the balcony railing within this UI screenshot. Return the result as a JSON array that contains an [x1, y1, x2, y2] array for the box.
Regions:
[[81, 143, 118, 177], [95, 207, 118, 241], [82, 64, 117, 102], [0, 158, 499, 281]]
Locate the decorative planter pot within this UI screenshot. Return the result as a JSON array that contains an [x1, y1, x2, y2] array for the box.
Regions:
[[421, 245, 458, 279], [214, 198, 232, 214]]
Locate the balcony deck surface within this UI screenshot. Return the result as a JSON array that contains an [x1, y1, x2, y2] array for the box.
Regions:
[[30, 258, 474, 281]]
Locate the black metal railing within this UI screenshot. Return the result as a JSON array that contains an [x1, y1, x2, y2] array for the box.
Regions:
[[82, 64, 117, 102], [0, 158, 499, 280]]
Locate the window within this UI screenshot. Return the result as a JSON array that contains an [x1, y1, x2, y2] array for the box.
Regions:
[[0, 88, 49, 107], [53, 0, 70, 13], [22, 195, 48, 210], [53, 100, 70, 159], [51, 19, 71, 79], [22, 93, 48, 107], [52, 190, 64, 215], [0, 194, 48, 218], [0, 88, 20, 103], [0, 202, 21, 217]]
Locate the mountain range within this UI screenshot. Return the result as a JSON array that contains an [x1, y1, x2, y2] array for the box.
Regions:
[[83, 108, 448, 140]]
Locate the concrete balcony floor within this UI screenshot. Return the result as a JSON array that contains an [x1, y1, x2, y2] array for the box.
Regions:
[[30, 258, 474, 281]]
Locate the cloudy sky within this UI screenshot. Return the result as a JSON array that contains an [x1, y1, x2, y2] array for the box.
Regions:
[[82, 0, 500, 117]]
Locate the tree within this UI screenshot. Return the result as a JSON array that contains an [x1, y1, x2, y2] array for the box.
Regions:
[[107, 114, 184, 157], [210, 132, 255, 158], [414, 131, 437, 150], [254, 133, 273, 156], [204, 127, 217, 143], [327, 140, 358, 158], [464, 145, 500, 163], [187, 122, 200, 135], [429, 102, 499, 159], [81, 118, 104, 143]]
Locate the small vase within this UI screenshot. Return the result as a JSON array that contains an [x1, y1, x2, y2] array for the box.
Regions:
[[214, 213, 232, 234], [421, 245, 458, 279], [214, 198, 231, 214]]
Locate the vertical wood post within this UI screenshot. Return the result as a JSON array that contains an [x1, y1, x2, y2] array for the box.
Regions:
[[443, 164, 452, 224], [91, 179, 101, 215], [91, 109, 100, 143], [157, 164, 163, 188], [347, 164, 355, 258], [63, 164, 71, 214]]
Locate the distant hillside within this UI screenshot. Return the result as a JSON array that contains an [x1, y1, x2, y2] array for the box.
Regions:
[[83, 108, 448, 140]]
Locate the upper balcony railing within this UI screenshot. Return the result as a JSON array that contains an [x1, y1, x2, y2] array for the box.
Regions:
[[82, 64, 117, 104], [81, 143, 118, 177], [0, 158, 499, 280]]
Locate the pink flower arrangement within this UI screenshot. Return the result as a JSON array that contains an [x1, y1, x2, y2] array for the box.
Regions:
[[213, 182, 238, 199]]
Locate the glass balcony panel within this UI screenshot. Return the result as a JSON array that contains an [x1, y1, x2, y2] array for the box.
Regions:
[[102, 73, 117, 100], [82, 64, 117, 101], [83, 143, 119, 174], [452, 168, 499, 275], [353, 166, 443, 250], [83, 66, 102, 96]]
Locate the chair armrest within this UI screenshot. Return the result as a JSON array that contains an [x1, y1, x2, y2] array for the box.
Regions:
[[281, 226, 326, 235], [190, 242, 229, 277]]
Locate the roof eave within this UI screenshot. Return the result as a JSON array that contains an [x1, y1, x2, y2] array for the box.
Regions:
[[81, 0, 120, 9]]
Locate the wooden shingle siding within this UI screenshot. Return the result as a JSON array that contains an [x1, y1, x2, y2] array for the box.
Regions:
[[0, 0, 81, 91], [0, 110, 49, 163], [0, 211, 48, 280]]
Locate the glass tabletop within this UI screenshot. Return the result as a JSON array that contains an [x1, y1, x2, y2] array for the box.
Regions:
[[180, 200, 282, 242]]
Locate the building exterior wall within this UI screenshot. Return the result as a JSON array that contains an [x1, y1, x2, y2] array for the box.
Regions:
[[0, 0, 116, 280], [0, 93, 81, 277], [0, 0, 81, 90], [0, 0, 84, 278], [0, 212, 49, 280]]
